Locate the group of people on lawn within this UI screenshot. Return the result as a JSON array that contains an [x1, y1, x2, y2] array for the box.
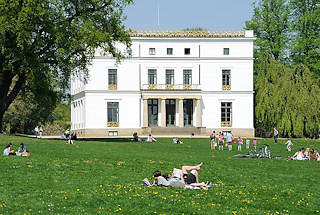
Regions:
[[3, 143, 31, 156], [291, 147, 320, 161], [210, 131, 257, 151]]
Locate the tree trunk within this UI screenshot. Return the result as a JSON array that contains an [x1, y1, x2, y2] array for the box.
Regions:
[[0, 72, 26, 132]]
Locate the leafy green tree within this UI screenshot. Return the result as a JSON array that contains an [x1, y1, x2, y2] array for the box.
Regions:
[[245, 0, 290, 62], [289, 0, 320, 80], [255, 53, 320, 137], [0, 0, 132, 131], [3, 88, 57, 133]]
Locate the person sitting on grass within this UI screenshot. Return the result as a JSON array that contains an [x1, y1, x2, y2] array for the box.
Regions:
[[132, 132, 139, 141], [309, 149, 319, 161], [146, 134, 157, 142], [173, 137, 183, 144], [3, 143, 16, 156], [17, 143, 31, 156], [291, 148, 305, 160], [304, 148, 310, 160]]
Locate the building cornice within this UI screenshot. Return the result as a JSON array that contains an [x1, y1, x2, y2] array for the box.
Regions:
[[129, 30, 248, 38], [71, 90, 254, 99], [93, 56, 254, 61]]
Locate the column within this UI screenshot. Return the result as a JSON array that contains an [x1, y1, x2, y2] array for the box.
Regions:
[[160, 98, 166, 127], [196, 99, 201, 127], [143, 99, 148, 127], [178, 98, 184, 127]]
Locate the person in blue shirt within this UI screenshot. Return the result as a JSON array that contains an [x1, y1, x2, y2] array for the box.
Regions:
[[226, 132, 233, 151], [17, 143, 31, 156]]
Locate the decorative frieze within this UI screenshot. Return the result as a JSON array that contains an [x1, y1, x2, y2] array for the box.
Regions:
[[222, 85, 231, 91], [108, 84, 117, 90], [221, 122, 232, 127], [107, 122, 119, 127]]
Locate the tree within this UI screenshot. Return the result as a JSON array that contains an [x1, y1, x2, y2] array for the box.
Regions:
[[245, 0, 290, 62], [255, 53, 320, 137], [289, 0, 320, 80], [0, 0, 132, 131]]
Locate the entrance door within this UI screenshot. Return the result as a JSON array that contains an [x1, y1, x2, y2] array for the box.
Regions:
[[183, 99, 193, 126], [148, 99, 158, 126], [166, 99, 176, 126]]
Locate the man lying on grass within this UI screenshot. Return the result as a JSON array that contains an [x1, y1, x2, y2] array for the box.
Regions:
[[144, 163, 212, 189]]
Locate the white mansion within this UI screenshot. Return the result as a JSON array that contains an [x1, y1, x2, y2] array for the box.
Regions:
[[71, 30, 255, 137]]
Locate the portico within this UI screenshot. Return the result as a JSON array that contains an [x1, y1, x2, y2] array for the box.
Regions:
[[142, 95, 202, 128]]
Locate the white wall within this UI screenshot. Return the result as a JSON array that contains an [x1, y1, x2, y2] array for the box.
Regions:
[[201, 60, 253, 91], [85, 93, 141, 129], [85, 59, 140, 91], [202, 93, 254, 129]]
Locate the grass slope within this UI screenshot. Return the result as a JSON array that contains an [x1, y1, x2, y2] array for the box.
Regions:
[[0, 135, 319, 215]]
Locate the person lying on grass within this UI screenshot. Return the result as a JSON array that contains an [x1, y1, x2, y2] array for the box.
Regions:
[[173, 137, 183, 144], [144, 163, 211, 189]]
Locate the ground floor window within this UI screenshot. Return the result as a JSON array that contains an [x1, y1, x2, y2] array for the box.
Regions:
[[221, 102, 232, 127], [107, 102, 119, 127], [148, 99, 158, 126]]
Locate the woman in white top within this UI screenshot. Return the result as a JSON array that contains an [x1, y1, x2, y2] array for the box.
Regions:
[[3, 143, 16, 156], [146, 134, 156, 142], [292, 148, 305, 160]]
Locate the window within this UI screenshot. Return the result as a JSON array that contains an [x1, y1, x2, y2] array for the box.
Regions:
[[108, 69, 117, 90], [183, 70, 192, 85], [107, 102, 119, 127], [184, 48, 191, 55], [108, 131, 118, 136], [222, 70, 231, 90], [221, 102, 232, 127], [166, 69, 174, 85], [167, 48, 173, 55], [223, 48, 229, 55], [148, 69, 157, 85], [149, 48, 156, 55]]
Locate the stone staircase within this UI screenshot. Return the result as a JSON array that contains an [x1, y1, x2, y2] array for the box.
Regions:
[[141, 127, 207, 136]]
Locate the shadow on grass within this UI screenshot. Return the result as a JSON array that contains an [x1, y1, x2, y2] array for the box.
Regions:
[[76, 138, 132, 143]]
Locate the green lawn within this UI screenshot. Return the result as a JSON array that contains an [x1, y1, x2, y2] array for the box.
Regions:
[[0, 134, 319, 215]]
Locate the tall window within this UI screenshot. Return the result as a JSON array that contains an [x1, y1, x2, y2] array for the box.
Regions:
[[149, 48, 156, 55], [148, 69, 157, 85], [223, 48, 229, 55], [167, 48, 173, 55], [183, 70, 192, 85], [222, 69, 231, 90], [107, 102, 119, 127], [166, 69, 174, 85], [184, 48, 190, 55], [221, 102, 232, 127], [108, 69, 117, 90]]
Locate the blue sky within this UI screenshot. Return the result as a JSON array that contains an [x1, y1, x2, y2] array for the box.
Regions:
[[124, 0, 256, 30]]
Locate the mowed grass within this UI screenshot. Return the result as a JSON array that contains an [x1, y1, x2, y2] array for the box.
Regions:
[[0, 135, 319, 215]]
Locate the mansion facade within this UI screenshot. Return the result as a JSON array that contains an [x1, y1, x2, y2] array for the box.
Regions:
[[71, 30, 255, 137]]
